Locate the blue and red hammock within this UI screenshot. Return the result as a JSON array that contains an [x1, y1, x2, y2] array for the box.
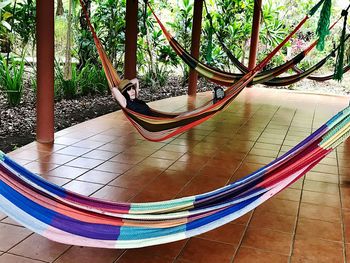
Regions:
[[0, 0, 349, 249], [0, 104, 349, 248]]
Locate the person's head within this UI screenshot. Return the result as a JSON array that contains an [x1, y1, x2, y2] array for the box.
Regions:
[[119, 79, 137, 101]]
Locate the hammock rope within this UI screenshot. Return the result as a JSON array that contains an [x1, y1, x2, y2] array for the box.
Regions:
[[334, 8, 349, 81], [316, 0, 332, 51], [0, 104, 349, 248], [63, 0, 73, 80], [78, 0, 320, 142]]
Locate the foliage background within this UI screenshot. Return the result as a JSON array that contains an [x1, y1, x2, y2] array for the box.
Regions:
[[0, 0, 349, 106]]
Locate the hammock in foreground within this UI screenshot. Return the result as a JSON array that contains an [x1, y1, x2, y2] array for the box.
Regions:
[[79, 0, 323, 142], [150, 3, 344, 87], [0, 104, 349, 249]]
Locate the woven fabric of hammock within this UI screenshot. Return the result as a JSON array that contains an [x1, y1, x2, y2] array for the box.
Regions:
[[79, 0, 325, 142], [0, 0, 348, 249], [150, 4, 347, 86], [0, 105, 349, 248]]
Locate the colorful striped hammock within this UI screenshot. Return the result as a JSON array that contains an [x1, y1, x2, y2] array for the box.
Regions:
[[150, 4, 346, 86], [292, 64, 350, 81], [263, 35, 350, 86], [216, 4, 350, 82], [0, 104, 349, 248], [79, 0, 324, 142], [219, 31, 350, 83]]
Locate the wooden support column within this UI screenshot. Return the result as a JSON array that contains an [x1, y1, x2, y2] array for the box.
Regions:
[[248, 0, 262, 70], [124, 0, 138, 79], [36, 0, 54, 143], [188, 0, 204, 96]]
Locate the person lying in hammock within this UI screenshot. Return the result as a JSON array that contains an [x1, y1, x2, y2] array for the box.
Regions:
[[112, 78, 153, 116]]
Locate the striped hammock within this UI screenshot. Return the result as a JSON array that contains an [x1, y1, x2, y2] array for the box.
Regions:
[[79, 0, 322, 142], [292, 64, 350, 81], [0, 105, 349, 248], [150, 3, 345, 86], [264, 35, 350, 86], [216, 5, 350, 82], [220, 33, 350, 83]]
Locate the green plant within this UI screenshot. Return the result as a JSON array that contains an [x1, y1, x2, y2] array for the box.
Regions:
[[78, 62, 108, 95], [55, 61, 78, 99], [142, 63, 169, 91], [0, 56, 25, 106], [0, 0, 13, 53], [166, 0, 193, 84], [211, 0, 253, 66], [92, 0, 126, 69], [137, 2, 174, 89], [12, 0, 36, 47], [54, 61, 109, 99]]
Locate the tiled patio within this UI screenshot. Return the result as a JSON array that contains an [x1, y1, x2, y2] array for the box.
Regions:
[[0, 87, 349, 263]]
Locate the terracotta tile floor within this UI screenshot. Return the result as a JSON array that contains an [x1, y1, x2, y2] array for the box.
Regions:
[[1, 87, 350, 263]]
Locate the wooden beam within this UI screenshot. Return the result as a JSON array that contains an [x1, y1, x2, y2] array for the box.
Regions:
[[188, 0, 204, 96], [36, 0, 54, 143], [124, 0, 138, 79], [248, 0, 262, 70]]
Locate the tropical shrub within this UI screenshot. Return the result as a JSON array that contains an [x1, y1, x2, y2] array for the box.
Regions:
[[12, 0, 36, 47], [92, 0, 126, 69], [203, 0, 290, 69], [166, 0, 193, 83], [79, 62, 108, 95], [0, 57, 25, 106], [55, 61, 78, 99], [136, 2, 177, 89], [53, 61, 109, 99], [0, 0, 13, 53]]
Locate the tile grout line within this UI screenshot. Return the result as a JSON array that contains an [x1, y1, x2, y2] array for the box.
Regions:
[[1, 251, 48, 262], [336, 147, 347, 263], [171, 238, 192, 263], [171, 104, 265, 200], [223, 105, 274, 186], [229, 105, 286, 262], [257, 106, 300, 262], [51, 245, 73, 263], [165, 104, 265, 262], [287, 103, 317, 263]]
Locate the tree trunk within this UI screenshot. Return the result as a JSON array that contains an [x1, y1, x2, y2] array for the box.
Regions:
[[56, 0, 64, 16], [63, 0, 72, 80], [78, 0, 95, 69]]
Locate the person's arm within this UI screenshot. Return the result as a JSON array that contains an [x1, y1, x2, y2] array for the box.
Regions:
[[111, 87, 127, 108], [130, 78, 140, 94]]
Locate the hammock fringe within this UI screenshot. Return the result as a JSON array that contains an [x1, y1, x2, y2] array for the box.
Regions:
[[334, 9, 348, 81], [316, 0, 332, 51]]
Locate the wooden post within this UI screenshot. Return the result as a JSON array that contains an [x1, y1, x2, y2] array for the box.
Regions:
[[188, 0, 204, 96], [248, 0, 262, 70], [36, 0, 54, 143], [124, 0, 138, 79]]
